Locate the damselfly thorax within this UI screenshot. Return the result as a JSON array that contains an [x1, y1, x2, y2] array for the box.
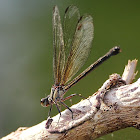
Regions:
[[41, 85, 66, 107]]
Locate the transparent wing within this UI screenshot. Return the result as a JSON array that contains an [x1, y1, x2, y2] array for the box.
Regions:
[[53, 6, 65, 84], [63, 5, 80, 60], [61, 15, 94, 84]]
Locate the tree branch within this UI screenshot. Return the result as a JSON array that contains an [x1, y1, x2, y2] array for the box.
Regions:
[[1, 60, 140, 140]]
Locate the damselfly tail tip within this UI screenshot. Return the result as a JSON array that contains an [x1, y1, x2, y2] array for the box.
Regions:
[[111, 46, 121, 55]]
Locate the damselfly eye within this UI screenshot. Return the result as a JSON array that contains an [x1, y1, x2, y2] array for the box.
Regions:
[[41, 96, 50, 107]]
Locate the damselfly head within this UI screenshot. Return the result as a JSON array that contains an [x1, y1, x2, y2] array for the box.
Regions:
[[41, 95, 50, 107]]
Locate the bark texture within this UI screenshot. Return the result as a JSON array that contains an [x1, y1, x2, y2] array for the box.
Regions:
[[1, 60, 140, 140]]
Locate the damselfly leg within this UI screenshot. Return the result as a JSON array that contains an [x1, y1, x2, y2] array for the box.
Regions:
[[48, 104, 53, 118], [60, 101, 74, 119]]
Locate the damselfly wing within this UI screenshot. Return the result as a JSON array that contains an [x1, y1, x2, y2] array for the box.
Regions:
[[41, 5, 121, 122]]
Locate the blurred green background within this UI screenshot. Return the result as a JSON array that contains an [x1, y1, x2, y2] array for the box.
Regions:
[[0, 0, 140, 139]]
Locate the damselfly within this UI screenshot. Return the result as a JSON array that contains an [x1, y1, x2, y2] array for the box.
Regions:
[[41, 5, 121, 120]]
